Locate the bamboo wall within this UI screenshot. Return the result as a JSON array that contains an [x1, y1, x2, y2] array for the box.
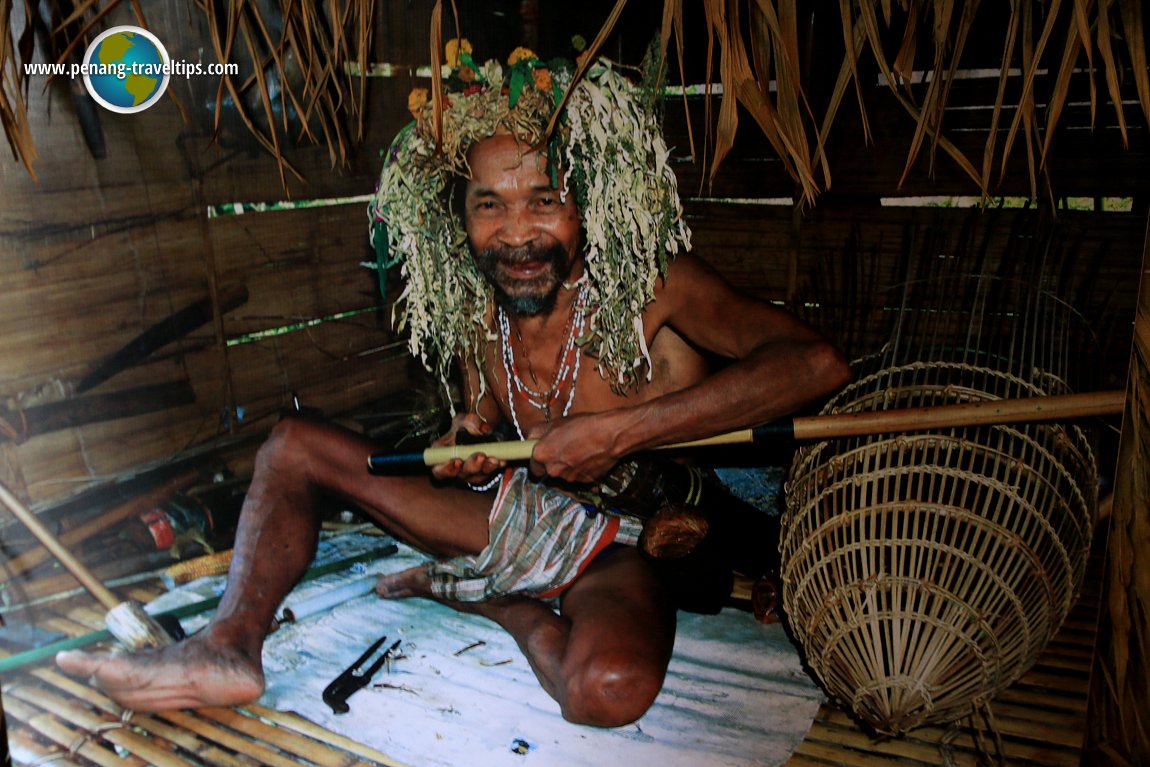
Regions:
[[1085, 216, 1150, 766], [0, 3, 414, 513]]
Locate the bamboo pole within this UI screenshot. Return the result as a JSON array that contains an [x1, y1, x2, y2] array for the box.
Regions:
[[788, 388, 1125, 439], [0, 480, 173, 650], [368, 390, 1126, 470], [0, 481, 121, 612], [4, 470, 199, 579]]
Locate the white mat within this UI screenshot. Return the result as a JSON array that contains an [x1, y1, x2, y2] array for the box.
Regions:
[[156, 533, 823, 767]]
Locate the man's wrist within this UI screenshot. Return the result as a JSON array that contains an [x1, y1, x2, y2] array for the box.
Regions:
[[466, 473, 502, 492]]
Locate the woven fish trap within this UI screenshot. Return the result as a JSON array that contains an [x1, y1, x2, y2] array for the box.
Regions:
[[782, 360, 1098, 737]]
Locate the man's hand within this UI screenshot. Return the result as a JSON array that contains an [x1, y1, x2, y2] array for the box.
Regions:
[[430, 412, 507, 486], [526, 413, 620, 485]]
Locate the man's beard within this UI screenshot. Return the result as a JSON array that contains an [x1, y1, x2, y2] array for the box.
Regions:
[[476, 242, 573, 317]]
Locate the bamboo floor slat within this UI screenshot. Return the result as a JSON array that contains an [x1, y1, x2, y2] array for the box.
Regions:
[[1, 577, 406, 767], [785, 549, 1103, 767]]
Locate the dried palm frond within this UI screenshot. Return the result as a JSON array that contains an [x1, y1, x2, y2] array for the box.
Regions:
[[0, 0, 39, 179], [2, 0, 373, 190], [692, 0, 822, 203], [661, 0, 1150, 204], [2, 0, 159, 178], [189, 0, 376, 194]]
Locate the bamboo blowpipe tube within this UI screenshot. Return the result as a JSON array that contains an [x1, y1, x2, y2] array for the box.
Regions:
[[367, 389, 1125, 471], [0, 480, 173, 649], [276, 576, 378, 626]]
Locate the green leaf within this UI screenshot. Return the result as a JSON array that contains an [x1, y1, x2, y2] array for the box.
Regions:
[[509, 66, 527, 107]]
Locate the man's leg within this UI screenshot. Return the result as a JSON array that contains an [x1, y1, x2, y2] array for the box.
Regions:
[[541, 547, 677, 726], [380, 545, 678, 727], [56, 417, 493, 711]]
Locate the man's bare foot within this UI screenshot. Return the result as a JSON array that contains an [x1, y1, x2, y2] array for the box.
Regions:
[[55, 632, 264, 712], [373, 564, 433, 598]]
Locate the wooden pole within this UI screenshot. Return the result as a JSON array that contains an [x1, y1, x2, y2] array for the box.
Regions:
[[1085, 212, 1150, 766], [788, 388, 1126, 440], [368, 390, 1126, 470], [0, 381, 196, 445]]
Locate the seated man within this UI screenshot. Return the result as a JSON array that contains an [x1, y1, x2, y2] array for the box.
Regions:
[[57, 48, 850, 727]]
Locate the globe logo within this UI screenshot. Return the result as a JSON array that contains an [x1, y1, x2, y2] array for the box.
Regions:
[[82, 26, 170, 114]]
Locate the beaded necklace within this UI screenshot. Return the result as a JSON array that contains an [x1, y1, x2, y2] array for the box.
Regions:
[[498, 283, 588, 438]]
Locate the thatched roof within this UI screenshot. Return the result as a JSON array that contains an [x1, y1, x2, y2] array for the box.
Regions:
[[3, 0, 1147, 203]]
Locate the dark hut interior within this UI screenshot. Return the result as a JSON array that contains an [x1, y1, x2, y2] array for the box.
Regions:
[[1, 1, 1147, 765]]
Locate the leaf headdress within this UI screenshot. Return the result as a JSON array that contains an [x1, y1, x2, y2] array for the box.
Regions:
[[368, 43, 691, 409]]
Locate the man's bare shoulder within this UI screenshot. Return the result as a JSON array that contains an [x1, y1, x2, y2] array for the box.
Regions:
[[648, 250, 825, 359], [663, 250, 718, 280], [651, 252, 750, 318]]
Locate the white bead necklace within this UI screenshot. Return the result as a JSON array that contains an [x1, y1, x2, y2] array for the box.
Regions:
[[498, 284, 588, 438]]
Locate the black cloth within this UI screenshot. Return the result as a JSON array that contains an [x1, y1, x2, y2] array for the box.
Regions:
[[584, 458, 782, 614]]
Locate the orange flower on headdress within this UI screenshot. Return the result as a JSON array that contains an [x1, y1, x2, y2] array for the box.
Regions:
[[407, 88, 429, 119], [533, 68, 552, 92], [507, 47, 537, 66], [445, 38, 472, 67]]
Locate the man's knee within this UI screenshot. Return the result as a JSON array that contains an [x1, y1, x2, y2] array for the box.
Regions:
[[562, 651, 663, 727], [256, 417, 331, 475]]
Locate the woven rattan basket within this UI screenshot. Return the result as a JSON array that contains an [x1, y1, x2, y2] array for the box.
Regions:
[[782, 360, 1098, 736]]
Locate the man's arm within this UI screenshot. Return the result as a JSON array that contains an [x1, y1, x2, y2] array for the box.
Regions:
[[530, 253, 852, 483]]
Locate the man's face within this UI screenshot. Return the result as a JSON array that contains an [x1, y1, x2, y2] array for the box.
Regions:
[[464, 135, 583, 316]]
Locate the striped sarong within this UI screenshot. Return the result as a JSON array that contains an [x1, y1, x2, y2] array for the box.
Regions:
[[426, 468, 642, 601]]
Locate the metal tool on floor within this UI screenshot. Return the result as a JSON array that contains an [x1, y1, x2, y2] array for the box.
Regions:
[[322, 634, 402, 714]]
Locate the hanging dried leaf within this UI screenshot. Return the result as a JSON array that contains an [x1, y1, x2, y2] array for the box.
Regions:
[[811, 6, 868, 181], [658, 0, 694, 160], [980, 0, 1022, 195], [1117, 0, 1149, 123], [186, 0, 373, 190], [999, 0, 1060, 190], [1095, 0, 1130, 145]]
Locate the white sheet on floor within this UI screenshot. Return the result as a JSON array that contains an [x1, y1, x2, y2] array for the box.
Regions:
[[154, 533, 824, 767]]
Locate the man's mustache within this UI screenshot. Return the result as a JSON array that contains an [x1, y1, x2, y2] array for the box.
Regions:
[[475, 242, 573, 316], [481, 245, 556, 264]]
